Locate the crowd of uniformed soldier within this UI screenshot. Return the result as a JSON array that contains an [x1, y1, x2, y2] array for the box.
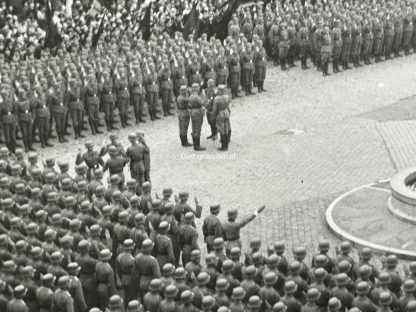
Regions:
[[0, 139, 416, 312]]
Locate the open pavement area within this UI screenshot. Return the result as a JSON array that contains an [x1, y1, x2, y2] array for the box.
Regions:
[[39, 54, 416, 262]]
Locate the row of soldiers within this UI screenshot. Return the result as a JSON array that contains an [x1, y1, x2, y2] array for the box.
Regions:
[[228, 0, 416, 75], [1, 142, 416, 312], [0, 25, 268, 153]]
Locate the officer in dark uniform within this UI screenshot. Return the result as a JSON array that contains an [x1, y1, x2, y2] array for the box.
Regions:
[[331, 20, 342, 73], [75, 240, 97, 309], [254, 41, 267, 93], [54, 276, 74, 312], [134, 239, 161, 297], [116, 74, 131, 128], [83, 75, 102, 135], [67, 79, 84, 140], [144, 63, 160, 121], [103, 146, 128, 189], [211, 85, 231, 151], [49, 80, 67, 143], [16, 90, 35, 152], [321, 26, 333, 76], [1, 88, 17, 153], [76, 141, 104, 182], [154, 221, 175, 269], [222, 206, 265, 256], [129, 63, 146, 124], [36, 274, 55, 312], [298, 21, 310, 70], [100, 70, 117, 131], [159, 58, 174, 117], [202, 204, 223, 253], [126, 133, 145, 187], [95, 249, 117, 311], [115, 239, 137, 304], [8, 285, 29, 312], [179, 212, 199, 266], [228, 47, 241, 99], [32, 86, 53, 148], [177, 86, 192, 147], [189, 83, 206, 151], [241, 43, 255, 95]]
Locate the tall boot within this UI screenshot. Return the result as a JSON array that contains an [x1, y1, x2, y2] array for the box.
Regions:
[[78, 125, 85, 138], [149, 109, 155, 121], [139, 111, 146, 123], [163, 105, 168, 117], [153, 108, 161, 120], [258, 83, 262, 93], [193, 136, 205, 151], [180, 135, 185, 147], [228, 130, 231, 144], [325, 63, 331, 76], [332, 60, 337, 73], [218, 134, 226, 151], [23, 138, 29, 153], [94, 120, 103, 134], [105, 119, 111, 132], [182, 135, 192, 147], [44, 132, 53, 147], [73, 124, 78, 139], [124, 115, 131, 127], [89, 119, 96, 135]]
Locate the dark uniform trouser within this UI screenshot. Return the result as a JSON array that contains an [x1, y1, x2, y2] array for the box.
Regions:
[[54, 112, 66, 139], [130, 161, 144, 188], [146, 92, 158, 117], [393, 31, 403, 55], [118, 99, 129, 125], [103, 99, 114, 128], [243, 68, 254, 91], [87, 103, 99, 130], [321, 52, 331, 72], [206, 111, 217, 136], [341, 42, 351, 66], [36, 117, 48, 146], [403, 31, 413, 54], [70, 109, 82, 135], [300, 44, 309, 67], [182, 245, 193, 266], [384, 35, 394, 58], [230, 72, 240, 97], [362, 40, 372, 62], [161, 88, 173, 115], [131, 93, 144, 122], [178, 109, 191, 136], [96, 283, 110, 311], [255, 66, 266, 85], [3, 122, 16, 152], [191, 108, 204, 137], [19, 120, 32, 150], [216, 74, 227, 86], [373, 38, 383, 58]]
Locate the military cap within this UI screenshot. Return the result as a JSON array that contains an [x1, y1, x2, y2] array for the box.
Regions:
[[142, 239, 154, 252], [47, 192, 57, 200], [205, 253, 218, 264], [184, 212, 194, 222], [227, 209, 238, 218], [51, 214, 62, 224], [318, 240, 330, 252], [142, 181, 152, 192], [152, 199, 162, 208], [315, 255, 328, 267], [404, 279, 416, 292], [307, 288, 320, 301], [45, 172, 56, 182], [10, 217, 20, 227], [108, 146, 118, 155], [95, 185, 105, 194], [89, 309, 102, 312], [127, 300, 141, 312], [31, 168, 41, 177], [360, 248, 372, 260], [272, 302, 287, 312], [162, 263, 174, 275], [218, 307, 230, 312], [247, 296, 262, 309], [44, 229, 56, 240], [284, 280, 297, 294], [134, 213, 145, 224], [174, 267, 186, 280], [67, 262, 80, 273], [85, 141, 94, 148], [78, 240, 90, 250], [386, 254, 398, 268], [0, 177, 9, 187], [338, 260, 351, 273], [102, 206, 112, 216], [123, 239, 134, 249], [181, 290, 193, 303], [216, 278, 229, 291], [358, 265, 371, 277], [1, 198, 13, 209], [15, 149, 24, 157], [407, 301, 416, 312], [28, 152, 38, 161], [15, 183, 25, 193], [294, 246, 307, 258], [110, 175, 121, 184], [58, 161, 69, 169], [289, 261, 301, 273], [109, 133, 118, 140], [267, 254, 279, 267], [379, 292, 392, 306], [328, 298, 341, 311], [94, 169, 103, 177], [99, 249, 112, 261], [108, 295, 122, 308], [252, 252, 264, 265], [77, 180, 87, 190], [13, 285, 26, 296], [209, 204, 220, 213], [410, 262, 416, 273], [164, 285, 178, 298], [90, 224, 101, 235], [69, 219, 81, 229], [118, 210, 129, 222], [179, 85, 187, 93], [164, 202, 173, 212], [130, 195, 139, 204], [11, 164, 21, 172], [61, 178, 72, 188], [340, 241, 352, 253], [60, 235, 72, 246], [158, 221, 169, 232], [335, 273, 348, 286], [230, 247, 241, 259], [149, 279, 163, 292], [45, 157, 55, 165], [250, 238, 261, 248], [356, 281, 369, 295], [264, 271, 278, 285], [274, 242, 285, 253], [64, 196, 75, 206], [3, 260, 16, 271], [15, 240, 27, 250], [30, 246, 42, 257], [50, 251, 62, 263], [126, 179, 137, 187], [0, 234, 7, 245], [378, 272, 391, 285], [202, 296, 215, 309], [218, 84, 226, 92], [41, 273, 54, 283], [128, 133, 137, 141], [26, 223, 37, 233]]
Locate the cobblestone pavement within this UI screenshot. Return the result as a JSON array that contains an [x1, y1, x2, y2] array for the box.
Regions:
[[37, 54, 416, 257]]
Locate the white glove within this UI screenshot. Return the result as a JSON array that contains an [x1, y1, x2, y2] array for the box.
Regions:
[[253, 210, 258, 217]]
